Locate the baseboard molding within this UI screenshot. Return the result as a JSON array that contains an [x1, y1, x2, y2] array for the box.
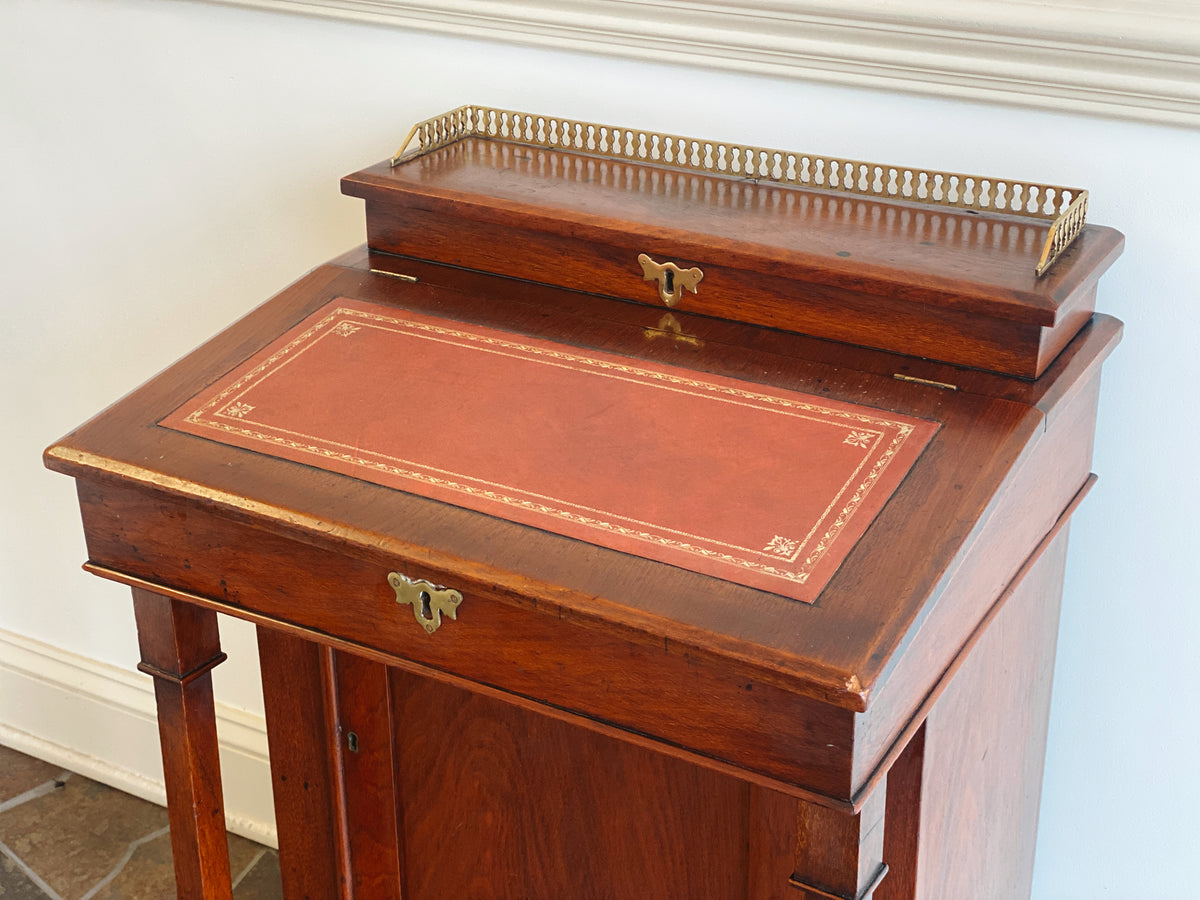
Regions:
[[201, 0, 1200, 127], [0, 629, 277, 848]]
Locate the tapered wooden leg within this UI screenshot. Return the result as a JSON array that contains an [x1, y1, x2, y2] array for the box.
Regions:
[[874, 726, 925, 900], [131, 588, 232, 900], [790, 779, 888, 900]]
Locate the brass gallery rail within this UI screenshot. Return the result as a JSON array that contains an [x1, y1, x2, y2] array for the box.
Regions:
[[390, 104, 1088, 277]]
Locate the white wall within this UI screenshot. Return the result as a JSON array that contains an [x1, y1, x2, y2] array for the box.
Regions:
[[2, 0, 1197, 892]]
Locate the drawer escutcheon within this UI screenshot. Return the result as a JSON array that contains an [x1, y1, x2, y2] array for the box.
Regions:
[[387, 572, 463, 635], [638, 254, 703, 308]]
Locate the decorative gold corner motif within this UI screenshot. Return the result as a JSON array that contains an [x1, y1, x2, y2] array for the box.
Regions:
[[222, 402, 254, 419], [389, 105, 1089, 277], [763, 535, 802, 559]]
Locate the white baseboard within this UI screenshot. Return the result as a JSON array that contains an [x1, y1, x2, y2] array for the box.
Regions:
[[0, 628, 277, 848]]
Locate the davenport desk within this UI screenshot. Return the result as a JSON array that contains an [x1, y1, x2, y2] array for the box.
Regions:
[[46, 108, 1123, 899]]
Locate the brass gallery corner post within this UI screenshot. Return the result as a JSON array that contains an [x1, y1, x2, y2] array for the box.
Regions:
[[46, 107, 1121, 899]]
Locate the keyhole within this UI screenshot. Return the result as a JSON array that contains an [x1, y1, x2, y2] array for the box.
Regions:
[[662, 269, 675, 295], [419, 591, 432, 619], [347, 732, 360, 753]]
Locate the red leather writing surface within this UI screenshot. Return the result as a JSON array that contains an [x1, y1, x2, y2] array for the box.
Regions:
[[162, 298, 937, 602]]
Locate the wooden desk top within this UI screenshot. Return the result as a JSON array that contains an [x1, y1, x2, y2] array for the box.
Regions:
[[45, 249, 1118, 696]]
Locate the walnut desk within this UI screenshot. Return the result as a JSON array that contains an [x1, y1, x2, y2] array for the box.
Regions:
[[46, 108, 1123, 899]]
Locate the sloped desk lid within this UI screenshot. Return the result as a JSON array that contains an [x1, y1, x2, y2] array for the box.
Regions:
[[44, 258, 1123, 710], [161, 297, 938, 603]]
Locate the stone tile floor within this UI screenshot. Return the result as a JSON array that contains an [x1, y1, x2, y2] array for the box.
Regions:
[[0, 743, 281, 899]]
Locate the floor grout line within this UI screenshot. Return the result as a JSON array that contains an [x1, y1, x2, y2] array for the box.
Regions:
[[78, 825, 171, 900], [0, 839, 66, 900], [0, 772, 72, 815], [232, 847, 267, 890], [1, 752, 278, 898]]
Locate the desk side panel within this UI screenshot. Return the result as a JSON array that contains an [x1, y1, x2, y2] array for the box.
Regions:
[[911, 526, 1070, 899], [852, 354, 1106, 794]]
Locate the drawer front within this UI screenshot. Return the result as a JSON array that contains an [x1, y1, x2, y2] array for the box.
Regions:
[[77, 478, 857, 804], [365, 199, 1049, 377]]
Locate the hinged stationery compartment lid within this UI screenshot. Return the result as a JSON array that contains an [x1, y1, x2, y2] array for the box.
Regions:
[[342, 106, 1123, 379]]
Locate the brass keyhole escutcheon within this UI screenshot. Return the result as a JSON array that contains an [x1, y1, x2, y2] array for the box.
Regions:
[[638, 254, 703, 308], [388, 572, 463, 635]]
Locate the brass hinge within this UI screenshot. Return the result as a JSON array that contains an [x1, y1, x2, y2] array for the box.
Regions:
[[893, 374, 958, 391], [370, 268, 419, 283]]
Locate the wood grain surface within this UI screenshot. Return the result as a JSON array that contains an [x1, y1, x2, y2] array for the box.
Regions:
[[389, 669, 750, 899]]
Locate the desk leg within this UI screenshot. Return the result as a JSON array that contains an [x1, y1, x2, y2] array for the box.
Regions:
[[790, 781, 888, 900], [131, 588, 232, 900], [748, 783, 888, 900]]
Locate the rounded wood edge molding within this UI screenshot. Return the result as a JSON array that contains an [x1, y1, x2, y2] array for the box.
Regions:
[[202, 0, 1200, 127]]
